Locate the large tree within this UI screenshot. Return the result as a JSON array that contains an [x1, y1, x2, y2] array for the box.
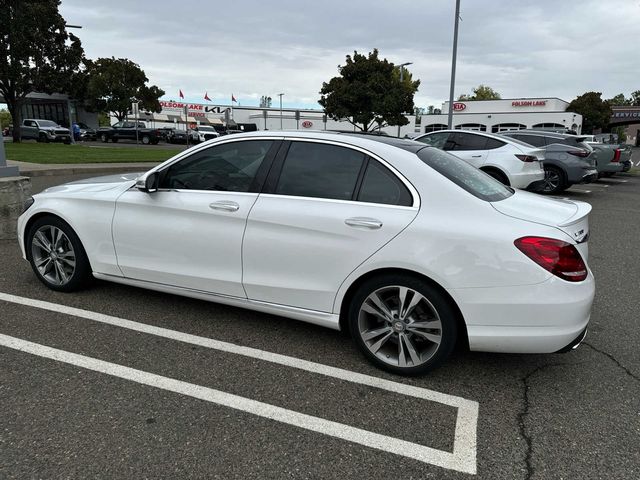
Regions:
[[567, 92, 612, 134], [84, 57, 165, 122], [458, 85, 501, 101], [0, 0, 84, 142], [319, 49, 420, 132]]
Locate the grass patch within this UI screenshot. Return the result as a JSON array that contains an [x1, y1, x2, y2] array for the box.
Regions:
[[5, 142, 182, 164]]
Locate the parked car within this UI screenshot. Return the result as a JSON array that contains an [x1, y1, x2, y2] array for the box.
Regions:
[[17, 132, 594, 375], [499, 130, 598, 194], [194, 125, 220, 143], [77, 122, 97, 141], [166, 128, 198, 144], [585, 142, 624, 177], [20, 119, 71, 144], [97, 121, 161, 145], [413, 130, 545, 190]]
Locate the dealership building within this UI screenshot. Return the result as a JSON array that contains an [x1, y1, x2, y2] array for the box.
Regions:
[[144, 97, 583, 137]]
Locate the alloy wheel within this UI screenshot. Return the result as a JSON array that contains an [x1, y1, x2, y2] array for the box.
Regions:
[[31, 225, 76, 286], [543, 169, 561, 192], [357, 286, 443, 368]]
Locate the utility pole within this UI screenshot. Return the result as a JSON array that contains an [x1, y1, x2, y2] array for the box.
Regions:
[[447, 0, 461, 129], [396, 62, 413, 138], [278, 93, 284, 130]]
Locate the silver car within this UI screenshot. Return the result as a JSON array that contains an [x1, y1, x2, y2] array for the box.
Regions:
[[20, 119, 71, 144]]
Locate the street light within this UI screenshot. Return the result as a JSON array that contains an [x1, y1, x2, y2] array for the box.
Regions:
[[397, 62, 413, 138], [278, 93, 284, 130], [447, 0, 461, 129]]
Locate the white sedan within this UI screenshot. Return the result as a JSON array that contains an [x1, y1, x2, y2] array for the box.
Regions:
[[414, 129, 546, 190], [17, 131, 594, 375]]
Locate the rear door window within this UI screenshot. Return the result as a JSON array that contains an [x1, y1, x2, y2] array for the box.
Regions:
[[274, 142, 365, 201], [357, 159, 413, 206]]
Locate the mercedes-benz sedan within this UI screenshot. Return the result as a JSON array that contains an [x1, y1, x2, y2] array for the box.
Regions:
[[17, 132, 595, 375]]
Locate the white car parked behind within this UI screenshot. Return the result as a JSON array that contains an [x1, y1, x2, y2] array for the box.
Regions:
[[414, 130, 545, 191]]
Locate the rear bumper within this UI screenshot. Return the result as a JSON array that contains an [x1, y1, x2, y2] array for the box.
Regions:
[[450, 273, 595, 354], [525, 179, 546, 192], [600, 162, 624, 174], [578, 169, 598, 184], [510, 170, 545, 190]]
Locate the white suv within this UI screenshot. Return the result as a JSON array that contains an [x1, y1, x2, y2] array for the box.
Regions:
[[414, 130, 545, 190]]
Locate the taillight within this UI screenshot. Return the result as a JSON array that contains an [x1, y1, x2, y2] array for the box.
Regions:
[[514, 236, 587, 282], [612, 149, 621, 162], [568, 149, 590, 158], [515, 154, 538, 162]]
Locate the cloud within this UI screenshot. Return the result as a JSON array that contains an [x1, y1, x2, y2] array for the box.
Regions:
[[60, 0, 640, 108]]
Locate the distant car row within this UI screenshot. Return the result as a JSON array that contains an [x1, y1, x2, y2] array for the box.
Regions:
[[413, 129, 632, 194]]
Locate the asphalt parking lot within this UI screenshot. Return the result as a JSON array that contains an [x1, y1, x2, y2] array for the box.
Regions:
[[1, 171, 639, 479]]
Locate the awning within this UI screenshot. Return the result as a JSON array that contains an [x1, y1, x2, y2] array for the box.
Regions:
[[152, 113, 169, 122]]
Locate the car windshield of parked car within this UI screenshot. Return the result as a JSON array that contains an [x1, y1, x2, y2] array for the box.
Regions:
[[37, 120, 58, 128], [417, 147, 513, 202]]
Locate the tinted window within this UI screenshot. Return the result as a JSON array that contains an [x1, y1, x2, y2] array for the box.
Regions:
[[448, 132, 488, 151], [416, 132, 448, 149], [417, 147, 513, 202], [512, 134, 546, 147], [275, 142, 365, 200], [357, 160, 412, 206], [485, 138, 506, 150], [160, 140, 273, 191]]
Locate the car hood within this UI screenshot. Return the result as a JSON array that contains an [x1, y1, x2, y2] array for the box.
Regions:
[[41, 172, 143, 194], [41, 126, 69, 132], [492, 190, 591, 242]]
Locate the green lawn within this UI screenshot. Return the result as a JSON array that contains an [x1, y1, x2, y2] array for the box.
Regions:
[[5, 142, 183, 164]]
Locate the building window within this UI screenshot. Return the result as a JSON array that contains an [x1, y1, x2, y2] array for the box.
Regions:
[[531, 123, 565, 130], [455, 123, 487, 132], [491, 123, 526, 133], [424, 123, 448, 133]]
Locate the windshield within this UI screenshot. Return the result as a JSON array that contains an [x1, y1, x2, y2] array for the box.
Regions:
[[417, 147, 513, 202], [37, 120, 59, 127], [199, 126, 215, 131]]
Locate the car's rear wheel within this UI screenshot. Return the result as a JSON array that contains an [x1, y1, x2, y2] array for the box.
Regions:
[[27, 216, 92, 292], [348, 275, 457, 375], [141, 135, 150, 145], [541, 166, 566, 194]]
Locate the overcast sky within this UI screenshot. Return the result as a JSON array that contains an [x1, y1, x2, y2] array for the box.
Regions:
[[59, 0, 640, 109]]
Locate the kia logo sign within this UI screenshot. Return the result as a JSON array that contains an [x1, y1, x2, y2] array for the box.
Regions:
[[302, 120, 313, 128], [453, 102, 466, 111]]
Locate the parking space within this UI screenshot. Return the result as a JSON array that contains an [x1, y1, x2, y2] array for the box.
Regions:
[[1, 172, 639, 478]]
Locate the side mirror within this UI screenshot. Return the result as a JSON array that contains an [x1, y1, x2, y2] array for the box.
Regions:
[[136, 172, 159, 193]]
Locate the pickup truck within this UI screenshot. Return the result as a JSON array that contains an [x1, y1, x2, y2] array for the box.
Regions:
[[20, 119, 71, 143], [97, 121, 161, 145]]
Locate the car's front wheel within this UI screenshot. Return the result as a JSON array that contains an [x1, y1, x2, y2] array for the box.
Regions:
[[348, 275, 458, 375], [27, 216, 92, 292], [100, 133, 108, 143]]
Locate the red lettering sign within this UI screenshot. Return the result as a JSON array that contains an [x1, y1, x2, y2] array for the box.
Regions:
[[512, 100, 547, 107], [453, 102, 466, 111]]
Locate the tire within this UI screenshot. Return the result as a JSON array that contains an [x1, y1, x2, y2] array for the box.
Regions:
[[482, 168, 509, 186], [601, 172, 615, 178], [112, 137, 118, 143], [348, 274, 458, 375], [26, 216, 92, 292], [141, 135, 150, 145], [100, 133, 108, 143], [541, 165, 566, 194], [38, 133, 50, 143]]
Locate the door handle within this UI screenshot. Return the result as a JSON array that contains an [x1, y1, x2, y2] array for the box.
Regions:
[[345, 217, 383, 229], [471, 155, 482, 158], [209, 200, 240, 212]]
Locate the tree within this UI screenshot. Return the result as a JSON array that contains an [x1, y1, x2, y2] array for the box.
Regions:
[[319, 49, 420, 131], [0, 109, 11, 129], [458, 85, 501, 101], [630, 90, 640, 106], [567, 92, 612, 134], [84, 57, 164, 121], [606, 93, 630, 106], [0, 0, 84, 142], [259, 95, 272, 108]]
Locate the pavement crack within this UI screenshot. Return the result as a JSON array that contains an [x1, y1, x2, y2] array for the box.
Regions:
[[518, 362, 574, 480], [582, 342, 640, 383]]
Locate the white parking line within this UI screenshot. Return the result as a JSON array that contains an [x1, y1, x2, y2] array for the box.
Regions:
[[0, 292, 478, 474], [598, 179, 628, 184]]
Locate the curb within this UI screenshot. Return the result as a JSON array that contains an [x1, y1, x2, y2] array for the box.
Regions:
[[17, 164, 157, 177]]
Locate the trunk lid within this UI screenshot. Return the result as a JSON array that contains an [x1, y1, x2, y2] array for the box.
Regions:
[[492, 190, 591, 257]]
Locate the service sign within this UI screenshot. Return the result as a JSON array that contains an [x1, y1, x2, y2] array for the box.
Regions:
[[159, 100, 230, 118]]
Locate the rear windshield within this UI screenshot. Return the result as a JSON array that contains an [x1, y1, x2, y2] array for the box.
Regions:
[[417, 147, 513, 202]]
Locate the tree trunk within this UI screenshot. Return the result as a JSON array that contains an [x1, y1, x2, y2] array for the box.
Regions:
[[8, 99, 22, 144]]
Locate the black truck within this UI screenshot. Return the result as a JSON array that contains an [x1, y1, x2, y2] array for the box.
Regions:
[[97, 121, 161, 145]]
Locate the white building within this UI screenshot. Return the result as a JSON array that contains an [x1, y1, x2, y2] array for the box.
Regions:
[[136, 97, 582, 137], [418, 97, 582, 134]]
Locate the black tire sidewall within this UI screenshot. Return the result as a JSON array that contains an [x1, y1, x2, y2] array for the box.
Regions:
[[348, 274, 458, 375], [26, 216, 92, 292]]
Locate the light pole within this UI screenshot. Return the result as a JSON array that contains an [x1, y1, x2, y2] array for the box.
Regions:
[[397, 62, 412, 138], [278, 93, 284, 130], [65, 24, 82, 144], [447, 0, 461, 129]]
